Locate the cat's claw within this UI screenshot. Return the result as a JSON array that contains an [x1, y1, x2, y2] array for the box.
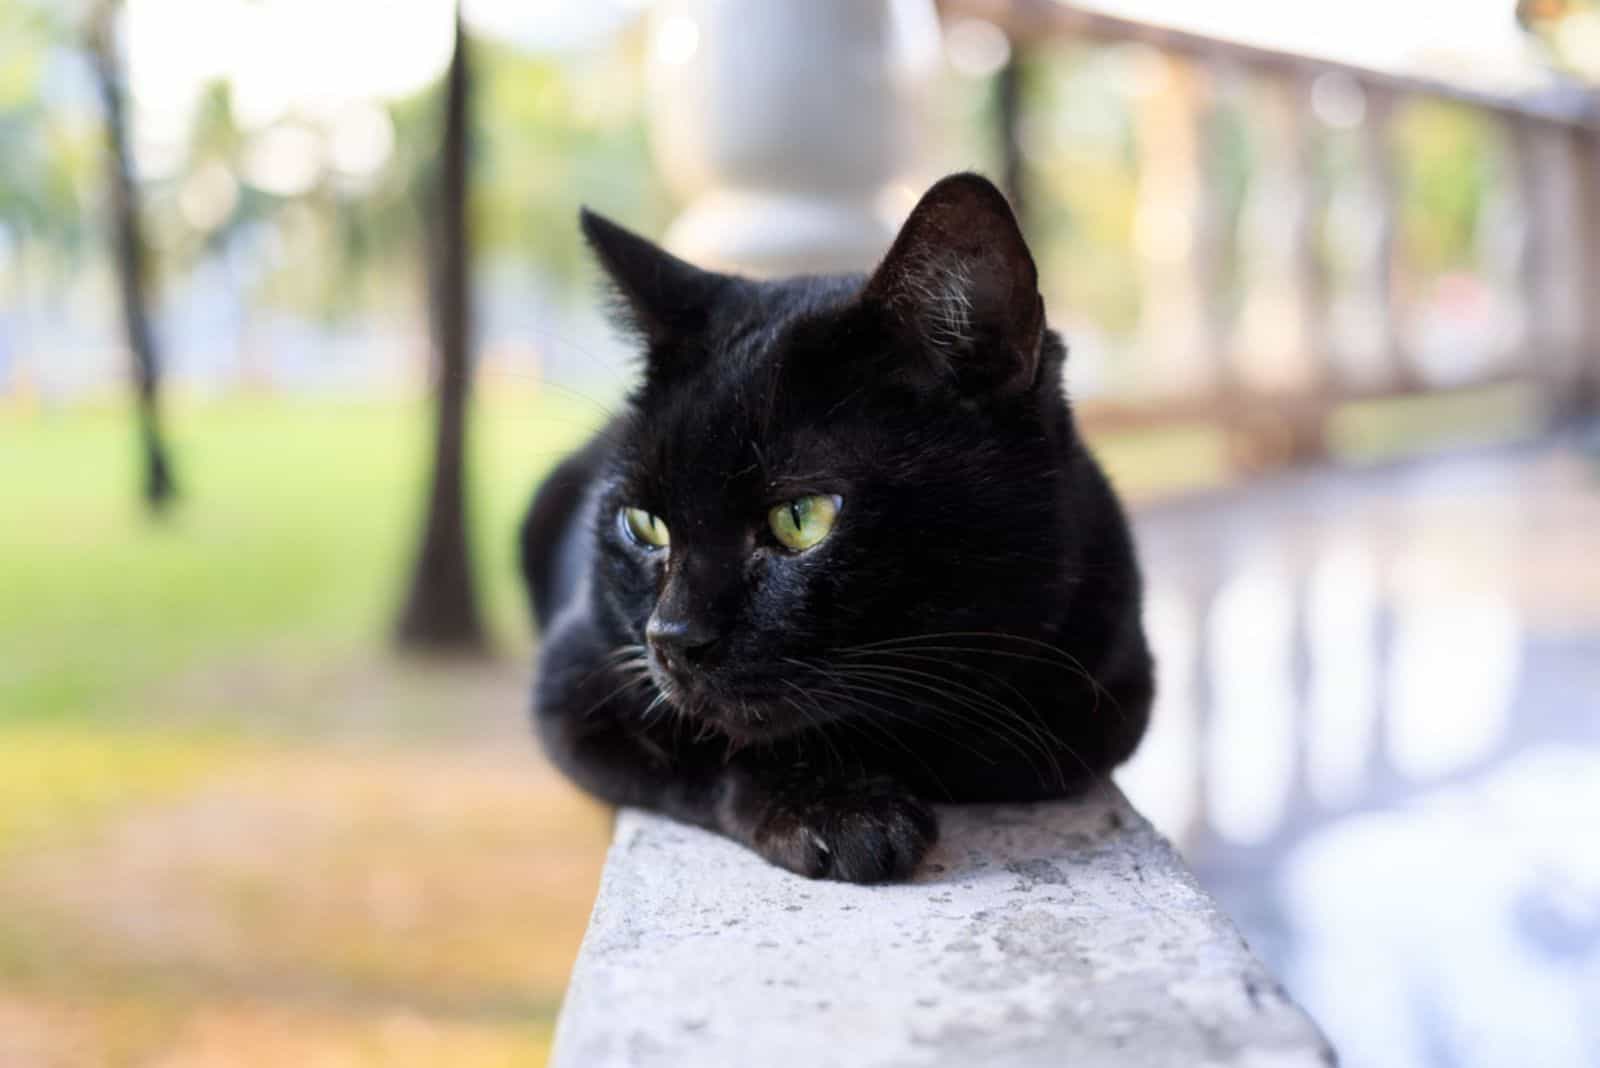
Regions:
[[751, 777, 938, 883]]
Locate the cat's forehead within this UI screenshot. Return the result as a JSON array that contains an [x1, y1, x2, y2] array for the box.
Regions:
[[637, 355, 800, 481], [706, 274, 858, 364], [660, 278, 853, 414], [624, 334, 852, 500]]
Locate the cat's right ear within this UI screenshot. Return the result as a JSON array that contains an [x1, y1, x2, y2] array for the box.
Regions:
[[860, 173, 1043, 399], [580, 209, 725, 347]]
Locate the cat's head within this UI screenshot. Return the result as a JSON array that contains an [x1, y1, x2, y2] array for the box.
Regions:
[[585, 174, 1078, 742]]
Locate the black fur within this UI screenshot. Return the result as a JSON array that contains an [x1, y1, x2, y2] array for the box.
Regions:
[[521, 174, 1152, 883]]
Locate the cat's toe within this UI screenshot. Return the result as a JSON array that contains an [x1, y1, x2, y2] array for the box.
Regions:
[[754, 781, 938, 883], [825, 793, 938, 883], [753, 818, 838, 879]]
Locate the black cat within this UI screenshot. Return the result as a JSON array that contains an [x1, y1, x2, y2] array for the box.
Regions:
[[521, 173, 1152, 883]]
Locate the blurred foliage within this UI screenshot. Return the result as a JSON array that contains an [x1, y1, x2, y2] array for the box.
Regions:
[[1517, 0, 1600, 81], [1393, 100, 1492, 277], [1019, 43, 1144, 336], [238, 27, 662, 319], [475, 31, 669, 283], [0, 0, 664, 325], [0, 1, 96, 268]]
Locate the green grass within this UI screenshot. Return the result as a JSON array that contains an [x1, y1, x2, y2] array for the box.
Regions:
[[0, 391, 599, 728]]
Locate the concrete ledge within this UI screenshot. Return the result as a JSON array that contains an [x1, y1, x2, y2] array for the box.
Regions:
[[552, 788, 1334, 1068]]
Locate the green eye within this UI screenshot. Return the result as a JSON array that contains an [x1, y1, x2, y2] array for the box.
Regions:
[[768, 494, 840, 552], [621, 507, 670, 549]]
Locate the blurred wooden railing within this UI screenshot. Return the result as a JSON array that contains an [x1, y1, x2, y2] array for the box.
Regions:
[[946, 0, 1600, 473]]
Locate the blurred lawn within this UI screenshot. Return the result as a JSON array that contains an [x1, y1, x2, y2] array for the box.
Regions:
[[1, 390, 604, 726], [0, 389, 613, 1067]]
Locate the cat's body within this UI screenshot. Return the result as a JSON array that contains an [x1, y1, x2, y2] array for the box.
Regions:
[[523, 175, 1152, 883]]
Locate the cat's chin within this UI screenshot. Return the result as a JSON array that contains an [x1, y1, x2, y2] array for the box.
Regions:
[[697, 707, 814, 746], [654, 679, 824, 745], [687, 699, 801, 744]]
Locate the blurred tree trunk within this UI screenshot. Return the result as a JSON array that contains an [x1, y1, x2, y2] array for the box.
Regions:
[[89, 2, 176, 513], [396, 7, 485, 652]]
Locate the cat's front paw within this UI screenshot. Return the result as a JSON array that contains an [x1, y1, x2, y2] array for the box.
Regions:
[[751, 776, 937, 883]]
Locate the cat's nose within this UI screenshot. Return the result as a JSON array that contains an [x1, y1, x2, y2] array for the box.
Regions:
[[646, 615, 718, 670]]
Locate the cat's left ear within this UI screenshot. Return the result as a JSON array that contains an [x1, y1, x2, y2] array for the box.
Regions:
[[862, 173, 1044, 398]]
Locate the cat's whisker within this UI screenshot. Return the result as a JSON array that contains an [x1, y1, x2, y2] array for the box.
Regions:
[[857, 674, 1068, 793], [789, 656, 1016, 762], [779, 679, 849, 776], [833, 663, 1069, 790], [838, 668, 1113, 799], [832, 642, 1120, 793], [640, 690, 673, 726], [852, 649, 1043, 720], [576, 648, 654, 710], [836, 634, 1123, 720], [786, 659, 963, 796], [838, 652, 1126, 799]]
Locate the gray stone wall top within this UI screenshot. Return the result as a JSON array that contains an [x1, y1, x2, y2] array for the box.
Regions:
[[552, 787, 1334, 1068]]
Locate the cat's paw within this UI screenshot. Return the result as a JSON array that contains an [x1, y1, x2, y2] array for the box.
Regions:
[[751, 776, 938, 883]]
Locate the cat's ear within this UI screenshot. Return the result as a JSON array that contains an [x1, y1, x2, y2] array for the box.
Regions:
[[862, 173, 1044, 397], [580, 208, 725, 346]]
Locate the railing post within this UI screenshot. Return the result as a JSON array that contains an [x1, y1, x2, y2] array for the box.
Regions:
[[1195, 66, 1239, 403], [1356, 86, 1410, 392], [1510, 117, 1598, 426], [1506, 116, 1564, 422], [1576, 126, 1600, 419], [645, 0, 941, 276], [1131, 52, 1226, 400], [1235, 69, 1329, 466]]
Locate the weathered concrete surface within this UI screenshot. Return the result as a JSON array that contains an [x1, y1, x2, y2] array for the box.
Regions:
[[551, 787, 1334, 1068]]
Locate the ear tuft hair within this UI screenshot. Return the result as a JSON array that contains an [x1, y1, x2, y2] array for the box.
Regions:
[[862, 173, 1044, 397], [579, 208, 725, 347]]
